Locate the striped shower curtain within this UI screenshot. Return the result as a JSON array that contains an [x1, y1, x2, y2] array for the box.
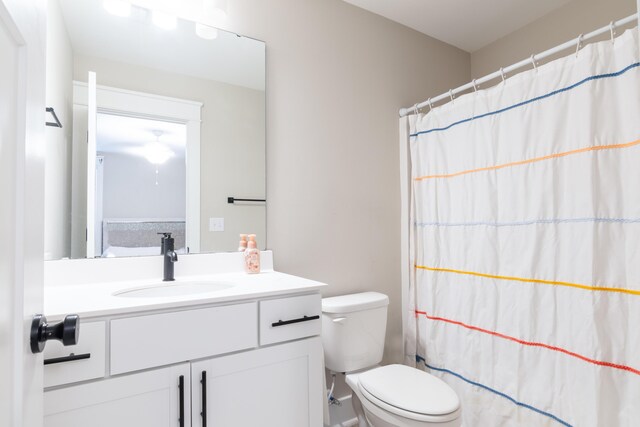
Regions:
[[404, 29, 640, 426]]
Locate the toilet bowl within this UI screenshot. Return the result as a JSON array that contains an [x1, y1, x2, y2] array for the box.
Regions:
[[322, 292, 461, 427], [346, 365, 461, 427]]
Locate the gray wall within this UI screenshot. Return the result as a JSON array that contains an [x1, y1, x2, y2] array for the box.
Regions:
[[100, 152, 186, 219], [44, 0, 74, 260], [471, 0, 638, 77], [201, 0, 471, 363]]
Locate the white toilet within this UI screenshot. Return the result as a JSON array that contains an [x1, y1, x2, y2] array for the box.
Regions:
[[322, 292, 462, 427]]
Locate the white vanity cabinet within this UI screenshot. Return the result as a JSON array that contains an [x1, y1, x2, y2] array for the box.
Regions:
[[192, 337, 323, 427], [110, 302, 259, 375], [43, 321, 106, 388], [44, 363, 191, 427], [43, 293, 323, 427]]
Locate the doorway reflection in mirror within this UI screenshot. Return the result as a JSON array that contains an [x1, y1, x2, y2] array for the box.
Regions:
[[95, 114, 186, 258]]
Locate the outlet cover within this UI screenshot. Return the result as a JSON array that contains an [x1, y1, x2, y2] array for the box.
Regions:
[[209, 217, 224, 232]]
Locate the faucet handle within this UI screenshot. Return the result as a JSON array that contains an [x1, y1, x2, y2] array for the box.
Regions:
[[158, 232, 173, 239]]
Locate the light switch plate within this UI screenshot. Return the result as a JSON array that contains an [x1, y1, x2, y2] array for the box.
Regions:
[[209, 217, 224, 232]]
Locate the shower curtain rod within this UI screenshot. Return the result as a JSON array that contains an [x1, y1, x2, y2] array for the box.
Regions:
[[399, 12, 639, 117]]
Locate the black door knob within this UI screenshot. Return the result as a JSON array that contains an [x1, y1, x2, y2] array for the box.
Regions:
[[30, 314, 80, 354]]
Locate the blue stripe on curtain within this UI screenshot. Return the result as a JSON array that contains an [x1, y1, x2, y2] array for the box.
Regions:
[[415, 217, 640, 228], [416, 355, 573, 427], [410, 62, 640, 138]]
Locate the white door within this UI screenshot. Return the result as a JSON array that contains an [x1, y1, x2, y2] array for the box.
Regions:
[[191, 337, 324, 427], [43, 363, 191, 427], [0, 0, 46, 426]]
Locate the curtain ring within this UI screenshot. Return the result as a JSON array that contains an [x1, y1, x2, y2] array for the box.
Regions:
[[575, 33, 583, 57], [500, 67, 506, 83], [472, 79, 478, 92], [530, 54, 537, 71], [610, 21, 616, 43], [449, 89, 454, 102], [427, 98, 433, 111], [413, 103, 420, 114]]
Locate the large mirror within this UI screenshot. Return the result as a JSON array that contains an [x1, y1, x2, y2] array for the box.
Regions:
[[44, 0, 266, 260]]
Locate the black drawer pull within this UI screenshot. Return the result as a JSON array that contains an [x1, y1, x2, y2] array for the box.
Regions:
[[271, 315, 320, 327], [44, 353, 90, 365], [201, 371, 207, 427], [178, 375, 185, 427]]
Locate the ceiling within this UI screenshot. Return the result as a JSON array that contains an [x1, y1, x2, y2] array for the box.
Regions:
[[97, 113, 186, 157], [59, 0, 265, 90], [341, 0, 573, 52]]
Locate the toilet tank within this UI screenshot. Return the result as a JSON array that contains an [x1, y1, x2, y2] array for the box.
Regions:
[[321, 292, 389, 373]]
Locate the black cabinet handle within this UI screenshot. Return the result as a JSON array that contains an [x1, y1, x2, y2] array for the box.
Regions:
[[200, 371, 207, 427], [178, 375, 184, 427], [271, 315, 320, 327], [44, 353, 90, 365]]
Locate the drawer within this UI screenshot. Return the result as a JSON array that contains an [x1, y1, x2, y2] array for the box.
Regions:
[[110, 302, 258, 375], [44, 321, 106, 388], [260, 294, 321, 345]]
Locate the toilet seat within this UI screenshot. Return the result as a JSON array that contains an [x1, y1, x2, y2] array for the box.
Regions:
[[357, 364, 461, 423]]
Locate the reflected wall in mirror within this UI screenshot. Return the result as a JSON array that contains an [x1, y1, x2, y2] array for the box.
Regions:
[[44, 0, 266, 260], [96, 114, 188, 258]]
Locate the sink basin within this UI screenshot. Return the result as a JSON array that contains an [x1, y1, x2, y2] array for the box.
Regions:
[[113, 281, 235, 298]]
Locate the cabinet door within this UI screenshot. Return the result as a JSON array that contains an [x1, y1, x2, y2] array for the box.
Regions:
[[44, 363, 191, 427], [192, 337, 323, 427]]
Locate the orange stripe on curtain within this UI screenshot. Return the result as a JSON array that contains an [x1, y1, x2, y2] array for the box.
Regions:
[[414, 139, 640, 181], [415, 265, 640, 296]]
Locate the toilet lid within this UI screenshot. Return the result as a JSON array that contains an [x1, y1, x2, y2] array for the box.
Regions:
[[358, 365, 460, 418]]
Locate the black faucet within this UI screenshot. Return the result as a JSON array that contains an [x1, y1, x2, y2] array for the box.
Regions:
[[159, 232, 178, 281]]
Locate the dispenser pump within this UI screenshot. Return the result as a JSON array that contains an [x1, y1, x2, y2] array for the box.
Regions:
[[238, 234, 248, 251]]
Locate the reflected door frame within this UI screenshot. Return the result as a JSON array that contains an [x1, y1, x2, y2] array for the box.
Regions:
[[72, 81, 202, 255], [94, 155, 104, 255]]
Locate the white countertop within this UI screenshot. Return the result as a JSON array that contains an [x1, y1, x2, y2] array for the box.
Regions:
[[44, 270, 327, 320]]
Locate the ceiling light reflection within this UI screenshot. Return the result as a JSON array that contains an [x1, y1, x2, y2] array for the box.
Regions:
[[103, 0, 131, 17], [152, 10, 177, 30], [195, 23, 219, 40]]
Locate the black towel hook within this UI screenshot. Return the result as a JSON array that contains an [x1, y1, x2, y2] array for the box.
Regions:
[[46, 107, 62, 128]]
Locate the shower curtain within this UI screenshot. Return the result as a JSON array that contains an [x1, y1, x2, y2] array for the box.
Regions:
[[404, 28, 640, 426]]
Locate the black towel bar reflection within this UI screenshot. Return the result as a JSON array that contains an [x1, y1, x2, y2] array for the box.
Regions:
[[227, 197, 266, 204], [272, 315, 320, 327], [46, 107, 62, 128]]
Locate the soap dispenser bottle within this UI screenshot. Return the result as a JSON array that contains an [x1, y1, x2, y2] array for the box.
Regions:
[[244, 234, 260, 274], [238, 234, 248, 252]]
